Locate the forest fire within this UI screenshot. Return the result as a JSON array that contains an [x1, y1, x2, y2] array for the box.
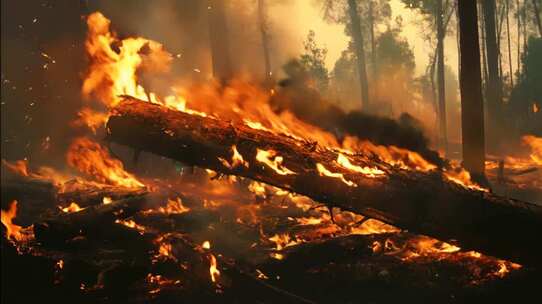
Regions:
[[1, 201, 34, 242], [66, 137, 145, 188], [2, 2, 541, 304]]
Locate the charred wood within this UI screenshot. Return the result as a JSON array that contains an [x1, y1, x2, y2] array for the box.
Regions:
[[106, 97, 542, 267]]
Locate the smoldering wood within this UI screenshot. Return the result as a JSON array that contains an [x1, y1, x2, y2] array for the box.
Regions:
[[1, 174, 148, 208], [106, 97, 542, 267], [34, 195, 148, 245]]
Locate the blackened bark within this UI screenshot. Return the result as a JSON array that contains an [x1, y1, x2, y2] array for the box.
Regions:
[[436, 0, 448, 155], [458, 1, 486, 178], [106, 97, 542, 267], [483, 0, 504, 152]]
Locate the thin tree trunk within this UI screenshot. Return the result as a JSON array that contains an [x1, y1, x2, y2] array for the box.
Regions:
[[517, 0, 522, 76], [456, 5, 461, 81], [479, 0, 489, 87], [347, 0, 370, 111], [523, 0, 528, 51], [207, 0, 233, 81], [497, 2, 506, 81], [482, 0, 503, 153], [506, 0, 515, 88], [258, 0, 272, 85], [458, 0, 486, 178], [532, 0, 542, 36], [369, 0, 378, 101], [436, 0, 448, 155]]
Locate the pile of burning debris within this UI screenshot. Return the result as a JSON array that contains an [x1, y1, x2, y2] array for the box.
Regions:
[[2, 12, 541, 303]]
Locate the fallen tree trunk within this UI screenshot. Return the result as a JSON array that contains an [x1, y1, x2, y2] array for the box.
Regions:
[[34, 195, 148, 245], [106, 97, 542, 267]]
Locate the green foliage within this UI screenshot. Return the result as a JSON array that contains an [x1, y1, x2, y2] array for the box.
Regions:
[[375, 29, 415, 73], [320, 0, 391, 41], [299, 30, 329, 91]]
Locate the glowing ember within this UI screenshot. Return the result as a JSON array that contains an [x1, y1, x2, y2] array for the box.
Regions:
[[316, 163, 357, 187], [67, 137, 144, 188], [115, 219, 146, 234], [60, 202, 84, 213], [336, 153, 385, 177], [444, 168, 488, 192], [209, 253, 220, 283], [248, 181, 267, 197], [1, 200, 34, 242], [154, 198, 190, 214], [202, 241, 211, 250], [256, 149, 296, 175], [268, 233, 301, 251], [219, 145, 249, 169], [102, 197, 112, 205], [350, 219, 400, 235]]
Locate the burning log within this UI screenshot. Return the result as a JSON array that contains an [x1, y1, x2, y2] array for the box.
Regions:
[[106, 97, 542, 267], [34, 195, 148, 245]]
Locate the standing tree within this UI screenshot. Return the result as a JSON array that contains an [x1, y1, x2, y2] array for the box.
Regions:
[[257, 0, 272, 85], [347, 0, 370, 110], [207, 0, 233, 81], [402, 0, 455, 154], [458, 0, 486, 180], [532, 0, 542, 36], [436, 0, 447, 155], [482, 0, 504, 153]]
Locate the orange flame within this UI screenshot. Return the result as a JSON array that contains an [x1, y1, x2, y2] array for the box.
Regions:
[[336, 153, 385, 177], [523, 135, 542, 165], [268, 233, 301, 251], [209, 253, 220, 283], [115, 219, 146, 234], [316, 163, 357, 187], [219, 145, 249, 169], [255, 149, 296, 175], [2, 159, 30, 177], [1, 200, 34, 242], [60, 202, 84, 213], [159, 198, 190, 214], [66, 137, 144, 188], [72, 107, 109, 133]]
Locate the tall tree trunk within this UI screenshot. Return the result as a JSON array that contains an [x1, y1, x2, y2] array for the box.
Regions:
[[207, 0, 233, 81], [497, 2, 506, 82], [517, 0, 522, 75], [506, 0, 514, 88], [258, 0, 272, 85], [458, 0, 486, 179], [436, 0, 448, 155], [482, 0, 503, 153], [368, 0, 378, 101], [347, 0, 370, 111], [532, 0, 542, 36], [479, 0, 489, 88], [523, 0, 528, 51]]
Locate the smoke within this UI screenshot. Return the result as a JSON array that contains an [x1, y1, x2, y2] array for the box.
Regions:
[[271, 78, 445, 167], [90, 0, 299, 84]]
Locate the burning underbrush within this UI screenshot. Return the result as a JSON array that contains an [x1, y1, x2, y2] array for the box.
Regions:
[[1, 165, 530, 302], [1, 11, 541, 303]]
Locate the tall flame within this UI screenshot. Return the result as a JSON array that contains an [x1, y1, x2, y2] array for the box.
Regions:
[[66, 137, 144, 188], [1, 201, 34, 242], [523, 135, 542, 165]]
